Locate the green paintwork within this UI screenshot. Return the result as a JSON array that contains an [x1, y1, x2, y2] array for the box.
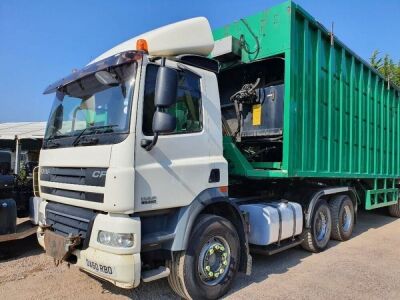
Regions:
[[214, 1, 399, 208], [365, 178, 398, 210], [223, 136, 288, 178]]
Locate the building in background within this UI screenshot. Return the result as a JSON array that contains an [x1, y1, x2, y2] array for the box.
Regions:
[[0, 122, 46, 175]]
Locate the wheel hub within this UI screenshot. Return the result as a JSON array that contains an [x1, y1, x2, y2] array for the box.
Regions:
[[342, 205, 352, 232], [315, 211, 328, 242], [198, 237, 231, 286]]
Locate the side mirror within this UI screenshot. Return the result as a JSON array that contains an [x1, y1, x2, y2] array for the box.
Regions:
[[141, 64, 178, 151], [153, 111, 176, 134], [154, 66, 178, 107]]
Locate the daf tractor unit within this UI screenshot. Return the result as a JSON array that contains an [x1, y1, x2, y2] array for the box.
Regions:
[[36, 1, 400, 299]]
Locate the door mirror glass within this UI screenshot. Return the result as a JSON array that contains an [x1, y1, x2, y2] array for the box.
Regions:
[[154, 66, 178, 108], [152, 111, 176, 134]]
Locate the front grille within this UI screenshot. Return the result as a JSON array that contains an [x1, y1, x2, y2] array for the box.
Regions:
[[41, 186, 104, 203], [45, 202, 96, 249], [40, 167, 107, 187]]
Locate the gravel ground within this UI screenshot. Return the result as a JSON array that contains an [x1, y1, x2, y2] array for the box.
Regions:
[[1, 210, 399, 300]]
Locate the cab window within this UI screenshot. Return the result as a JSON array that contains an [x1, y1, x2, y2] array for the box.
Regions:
[[142, 64, 202, 136]]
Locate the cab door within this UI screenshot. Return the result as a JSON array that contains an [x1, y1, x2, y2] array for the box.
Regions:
[[134, 62, 215, 211]]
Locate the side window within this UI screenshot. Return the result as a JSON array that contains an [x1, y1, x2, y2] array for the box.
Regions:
[[142, 64, 203, 136]]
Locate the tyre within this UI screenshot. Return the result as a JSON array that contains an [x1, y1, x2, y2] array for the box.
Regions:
[[301, 200, 332, 253], [329, 195, 355, 241], [167, 214, 240, 300], [388, 199, 400, 217]]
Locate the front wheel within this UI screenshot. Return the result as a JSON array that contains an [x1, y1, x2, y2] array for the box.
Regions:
[[301, 200, 332, 253], [167, 214, 240, 300]]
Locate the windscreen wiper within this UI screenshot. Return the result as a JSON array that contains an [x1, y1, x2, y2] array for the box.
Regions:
[[45, 133, 69, 148], [72, 125, 118, 146], [45, 139, 61, 149]]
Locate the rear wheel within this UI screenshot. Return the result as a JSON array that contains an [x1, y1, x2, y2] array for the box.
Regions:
[[167, 214, 240, 300], [388, 198, 400, 217], [329, 195, 355, 241], [301, 200, 332, 253]]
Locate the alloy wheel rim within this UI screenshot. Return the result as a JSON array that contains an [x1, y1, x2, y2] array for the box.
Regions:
[[342, 205, 352, 232], [315, 210, 328, 242], [198, 236, 231, 286]]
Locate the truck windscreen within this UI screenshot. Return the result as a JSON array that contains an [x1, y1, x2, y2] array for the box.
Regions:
[[43, 62, 137, 148]]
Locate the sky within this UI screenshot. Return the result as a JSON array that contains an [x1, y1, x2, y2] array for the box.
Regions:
[[0, 0, 399, 122]]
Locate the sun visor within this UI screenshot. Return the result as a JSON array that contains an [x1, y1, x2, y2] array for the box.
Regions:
[[43, 51, 141, 94]]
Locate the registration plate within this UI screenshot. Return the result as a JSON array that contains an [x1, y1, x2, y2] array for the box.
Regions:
[[85, 259, 115, 275]]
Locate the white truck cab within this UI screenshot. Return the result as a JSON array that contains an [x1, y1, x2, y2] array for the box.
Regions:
[[37, 18, 245, 298]]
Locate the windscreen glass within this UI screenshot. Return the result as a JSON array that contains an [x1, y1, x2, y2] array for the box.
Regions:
[[44, 62, 137, 147]]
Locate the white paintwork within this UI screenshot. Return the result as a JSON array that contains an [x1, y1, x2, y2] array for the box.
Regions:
[[75, 247, 141, 288], [39, 144, 112, 167], [240, 202, 303, 246], [37, 209, 141, 288], [210, 36, 241, 59], [89, 213, 141, 255], [38, 17, 229, 288], [38, 56, 227, 214], [29, 196, 41, 225], [38, 62, 143, 214], [91, 17, 214, 63], [133, 59, 227, 212], [75, 214, 140, 287], [38, 134, 137, 213]]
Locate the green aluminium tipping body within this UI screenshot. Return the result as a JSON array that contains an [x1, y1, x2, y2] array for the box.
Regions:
[[212, 1, 399, 209]]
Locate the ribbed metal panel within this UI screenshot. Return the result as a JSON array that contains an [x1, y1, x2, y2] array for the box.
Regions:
[[214, 1, 400, 179], [289, 4, 400, 178]]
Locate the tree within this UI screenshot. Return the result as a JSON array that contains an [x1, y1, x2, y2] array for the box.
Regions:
[[370, 50, 382, 70], [370, 50, 400, 87]]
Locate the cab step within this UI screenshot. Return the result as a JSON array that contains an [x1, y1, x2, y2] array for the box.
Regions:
[[142, 266, 170, 283]]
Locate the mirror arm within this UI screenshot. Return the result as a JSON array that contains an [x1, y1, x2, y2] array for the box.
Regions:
[[141, 58, 174, 151], [141, 133, 159, 151]]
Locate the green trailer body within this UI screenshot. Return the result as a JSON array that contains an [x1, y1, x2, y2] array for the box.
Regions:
[[213, 1, 400, 209]]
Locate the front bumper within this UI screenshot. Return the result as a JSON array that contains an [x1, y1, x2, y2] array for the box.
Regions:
[[77, 247, 141, 288], [37, 205, 142, 289], [38, 230, 141, 288]]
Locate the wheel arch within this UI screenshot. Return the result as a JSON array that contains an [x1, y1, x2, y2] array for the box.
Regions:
[[304, 187, 359, 228], [170, 188, 250, 274]]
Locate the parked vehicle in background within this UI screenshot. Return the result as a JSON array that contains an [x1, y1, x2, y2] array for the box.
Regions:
[[0, 122, 45, 242], [36, 1, 400, 299]]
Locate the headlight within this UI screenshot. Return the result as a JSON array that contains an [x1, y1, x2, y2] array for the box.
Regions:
[[97, 231, 134, 248]]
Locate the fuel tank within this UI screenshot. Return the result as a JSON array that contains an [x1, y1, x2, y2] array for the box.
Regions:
[[0, 198, 17, 235], [240, 201, 303, 246]]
